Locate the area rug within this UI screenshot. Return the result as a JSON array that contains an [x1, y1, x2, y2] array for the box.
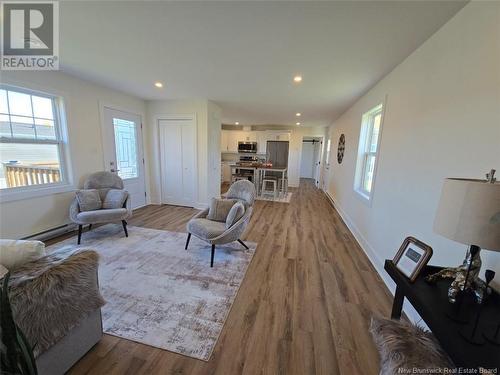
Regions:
[[47, 224, 257, 361], [256, 192, 292, 203]]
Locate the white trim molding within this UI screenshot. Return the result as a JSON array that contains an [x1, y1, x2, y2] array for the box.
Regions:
[[323, 190, 424, 324]]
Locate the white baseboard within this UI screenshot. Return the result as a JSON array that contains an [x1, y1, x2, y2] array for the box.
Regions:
[[323, 191, 423, 324], [23, 223, 77, 241]]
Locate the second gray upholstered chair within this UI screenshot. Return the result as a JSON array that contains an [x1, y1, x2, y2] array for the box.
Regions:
[[185, 180, 256, 267], [69, 171, 132, 244]]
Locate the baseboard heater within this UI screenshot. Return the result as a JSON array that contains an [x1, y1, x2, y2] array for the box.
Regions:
[[22, 223, 78, 242]]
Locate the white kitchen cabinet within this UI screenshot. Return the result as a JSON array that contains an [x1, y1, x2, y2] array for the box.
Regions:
[[221, 162, 232, 182], [256, 131, 267, 154], [226, 131, 240, 152], [220, 130, 228, 152], [241, 131, 257, 142], [266, 131, 291, 142], [221, 130, 289, 154]]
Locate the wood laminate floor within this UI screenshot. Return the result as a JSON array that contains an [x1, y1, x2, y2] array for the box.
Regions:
[[67, 179, 392, 375]]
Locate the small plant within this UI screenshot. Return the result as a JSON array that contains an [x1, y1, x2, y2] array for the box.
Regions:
[[0, 272, 38, 375]]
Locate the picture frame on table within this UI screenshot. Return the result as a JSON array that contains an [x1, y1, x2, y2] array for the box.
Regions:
[[393, 236, 433, 282]]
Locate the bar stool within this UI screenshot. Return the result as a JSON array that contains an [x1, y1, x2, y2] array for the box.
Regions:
[[261, 178, 277, 198], [261, 170, 278, 198], [278, 177, 288, 197]]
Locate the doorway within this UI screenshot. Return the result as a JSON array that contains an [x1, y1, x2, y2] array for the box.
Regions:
[[300, 137, 323, 187], [101, 107, 146, 208]]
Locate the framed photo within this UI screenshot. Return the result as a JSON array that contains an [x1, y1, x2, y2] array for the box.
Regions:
[[393, 237, 433, 282]]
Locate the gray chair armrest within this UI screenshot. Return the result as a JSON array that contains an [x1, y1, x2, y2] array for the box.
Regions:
[[69, 197, 80, 223], [124, 193, 132, 218], [210, 207, 253, 244], [193, 208, 209, 219]]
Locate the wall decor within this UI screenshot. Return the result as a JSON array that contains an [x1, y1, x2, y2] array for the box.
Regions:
[[337, 134, 345, 164], [393, 237, 433, 282]]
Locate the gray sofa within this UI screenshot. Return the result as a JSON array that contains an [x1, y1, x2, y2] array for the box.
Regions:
[[8, 247, 104, 375]]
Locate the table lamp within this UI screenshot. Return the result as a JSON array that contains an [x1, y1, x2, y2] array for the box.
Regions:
[[426, 169, 500, 304]]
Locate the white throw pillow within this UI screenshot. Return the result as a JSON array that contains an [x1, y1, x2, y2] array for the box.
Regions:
[[0, 239, 46, 270]]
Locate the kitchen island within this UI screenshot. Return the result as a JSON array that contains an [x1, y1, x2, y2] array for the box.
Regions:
[[229, 163, 287, 197]]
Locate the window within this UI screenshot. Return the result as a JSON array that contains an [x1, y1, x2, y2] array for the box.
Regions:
[[0, 85, 69, 195], [354, 103, 384, 202], [325, 138, 332, 165]]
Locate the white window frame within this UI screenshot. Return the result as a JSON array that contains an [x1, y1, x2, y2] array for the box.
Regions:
[[0, 84, 73, 203], [354, 102, 385, 204]]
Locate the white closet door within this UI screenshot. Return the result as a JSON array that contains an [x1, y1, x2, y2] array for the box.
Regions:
[[158, 118, 197, 207], [180, 123, 197, 206]]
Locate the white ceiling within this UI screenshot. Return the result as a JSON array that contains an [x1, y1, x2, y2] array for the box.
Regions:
[[60, 1, 467, 127]]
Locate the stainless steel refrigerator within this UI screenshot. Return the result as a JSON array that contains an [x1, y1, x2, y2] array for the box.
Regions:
[[266, 141, 289, 168]]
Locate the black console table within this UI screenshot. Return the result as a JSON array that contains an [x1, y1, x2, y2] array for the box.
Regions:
[[384, 260, 500, 370]]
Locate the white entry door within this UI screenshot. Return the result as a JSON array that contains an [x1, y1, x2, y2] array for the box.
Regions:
[[158, 118, 197, 207], [102, 107, 146, 208]]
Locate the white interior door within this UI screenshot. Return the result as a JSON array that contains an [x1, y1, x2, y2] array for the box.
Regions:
[[158, 118, 197, 207], [102, 107, 146, 208], [313, 139, 322, 187]]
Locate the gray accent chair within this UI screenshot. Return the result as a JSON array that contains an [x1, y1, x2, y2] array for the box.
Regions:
[[185, 180, 256, 267], [70, 171, 132, 244]]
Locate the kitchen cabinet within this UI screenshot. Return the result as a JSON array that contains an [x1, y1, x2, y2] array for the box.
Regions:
[[221, 130, 291, 154], [220, 130, 228, 152], [256, 131, 267, 154], [221, 162, 232, 182], [241, 131, 256, 142], [226, 131, 240, 152], [220, 130, 239, 152], [266, 131, 291, 141]]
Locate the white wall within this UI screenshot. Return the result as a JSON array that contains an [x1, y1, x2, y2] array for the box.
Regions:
[[145, 99, 221, 208], [324, 0, 500, 315], [0, 71, 146, 239], [207, 101, 222, 199]]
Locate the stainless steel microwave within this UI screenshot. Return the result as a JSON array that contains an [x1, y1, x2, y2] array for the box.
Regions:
[[238, 142, 258, 153]]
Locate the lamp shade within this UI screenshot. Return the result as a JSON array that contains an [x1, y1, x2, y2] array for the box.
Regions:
[[433, 178, 500, 251]]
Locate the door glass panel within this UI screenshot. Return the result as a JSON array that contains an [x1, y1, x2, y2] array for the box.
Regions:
[[113, 118, 138, 180]]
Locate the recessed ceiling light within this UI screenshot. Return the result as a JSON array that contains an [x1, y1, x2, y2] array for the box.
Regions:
[[293, 75, 302, 83], [296, 112, 301, 117], [296, 122, 301, 126], [235, 122, 239, 125], [154, 82, 163, 88]]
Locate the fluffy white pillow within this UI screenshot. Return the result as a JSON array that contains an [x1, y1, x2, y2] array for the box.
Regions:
[[0, 239, 46, 270]]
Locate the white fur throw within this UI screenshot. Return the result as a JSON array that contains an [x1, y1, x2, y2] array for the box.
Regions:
[[370, 317, 454, 374], [8, 247, 105, 357]]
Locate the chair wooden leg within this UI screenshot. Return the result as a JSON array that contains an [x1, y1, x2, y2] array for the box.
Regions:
[[211, 244, 215, 267], [122, 220, 128, 237], [237, 239, 249, 250], [77, 225, 82, 244], [185, 233, 191, 250]]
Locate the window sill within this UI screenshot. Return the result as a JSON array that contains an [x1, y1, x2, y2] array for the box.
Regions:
[[0, 183, 75, 203], [354, 188, 373, 206]]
